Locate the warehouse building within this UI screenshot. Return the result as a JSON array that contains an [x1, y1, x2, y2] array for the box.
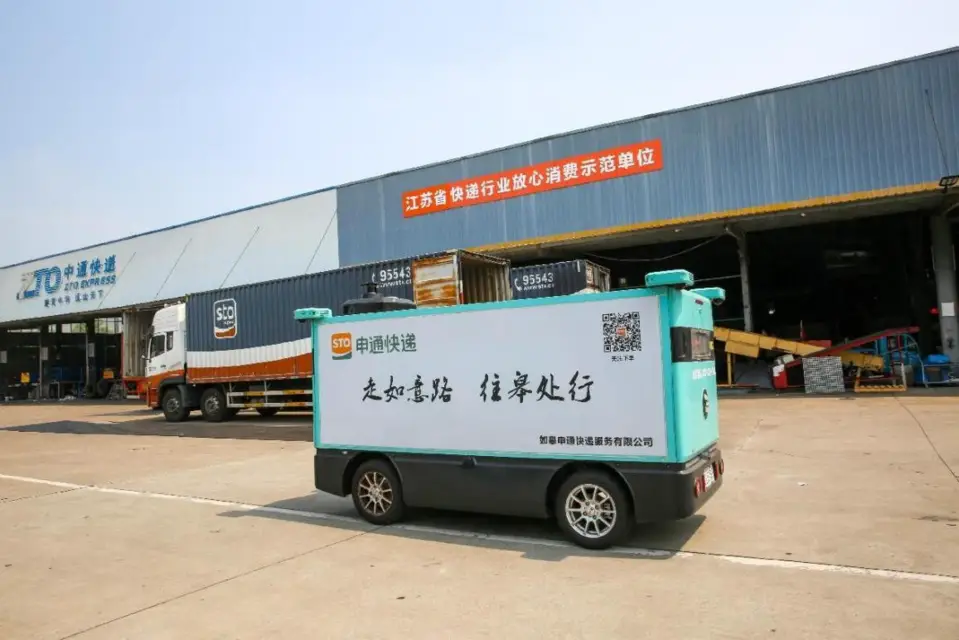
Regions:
[[1, 47, 958, 399]]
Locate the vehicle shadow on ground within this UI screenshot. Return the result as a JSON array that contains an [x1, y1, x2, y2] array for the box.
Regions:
[[218, 492, 705, 562], [0, 419, 312, 442]]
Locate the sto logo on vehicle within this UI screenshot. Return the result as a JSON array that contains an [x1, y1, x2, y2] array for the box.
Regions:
[[213, 298, 238, 339], [331, 332, 353, 360]]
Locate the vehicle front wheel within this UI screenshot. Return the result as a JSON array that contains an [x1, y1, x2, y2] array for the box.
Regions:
[[554, 471, 633, 550], [199, 387, 229, 422], [350, 459, 406, 526], [161, 388, 189, 423]]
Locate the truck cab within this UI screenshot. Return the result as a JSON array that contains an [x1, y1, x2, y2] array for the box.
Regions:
[[144, 303, 186, 407]]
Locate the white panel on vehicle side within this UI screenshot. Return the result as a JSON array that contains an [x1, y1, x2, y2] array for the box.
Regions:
[[316, 295, 667, 458], [0, 190, 339, 324], [188, 337, 312, 368]]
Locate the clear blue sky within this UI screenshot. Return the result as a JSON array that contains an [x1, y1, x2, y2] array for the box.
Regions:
[[1, 0, 955, 266]]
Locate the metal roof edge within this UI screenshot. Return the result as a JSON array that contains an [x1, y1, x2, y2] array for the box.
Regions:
[[0, 297, 180, 330], [467, 181, 946, 254], [0, 186, 337, 270]]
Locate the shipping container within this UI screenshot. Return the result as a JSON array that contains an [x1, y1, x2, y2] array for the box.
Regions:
[[510, 260, 611, 300], [121, 309, 155, 378], [412, 250, 511, 308], [120, 307, 162, 398], [183, 257, 414, 382]]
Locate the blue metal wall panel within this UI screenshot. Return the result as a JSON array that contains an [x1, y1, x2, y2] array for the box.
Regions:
[[337, 49, 959, 266]]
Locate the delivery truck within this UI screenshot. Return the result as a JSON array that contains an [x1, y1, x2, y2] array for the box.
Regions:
[[295, 268, 726, 549], [145, 250, 511, 422]]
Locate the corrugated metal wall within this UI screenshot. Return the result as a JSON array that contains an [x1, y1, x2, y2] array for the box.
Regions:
[[186, 259, 412, 352], [337, 49, 959, 266]]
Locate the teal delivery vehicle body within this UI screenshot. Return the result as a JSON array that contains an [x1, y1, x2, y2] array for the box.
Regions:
[[296, 269, 725, 549]]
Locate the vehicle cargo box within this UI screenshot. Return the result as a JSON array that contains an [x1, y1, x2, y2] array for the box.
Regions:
[[510, 259, 611, 299], [184, 258, 413, 381]]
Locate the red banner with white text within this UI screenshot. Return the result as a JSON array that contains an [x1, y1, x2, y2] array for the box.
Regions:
[[402, 139, 663, 218]]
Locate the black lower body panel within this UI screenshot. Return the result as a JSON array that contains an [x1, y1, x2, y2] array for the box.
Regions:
[[314, 446, 724, 522], [617, 446, 723, 522]]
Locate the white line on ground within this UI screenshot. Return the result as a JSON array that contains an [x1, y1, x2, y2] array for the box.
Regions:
[[2, 472, 957, 585]]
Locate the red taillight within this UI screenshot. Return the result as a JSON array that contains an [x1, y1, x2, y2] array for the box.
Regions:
[[693, 476, 702, 497]]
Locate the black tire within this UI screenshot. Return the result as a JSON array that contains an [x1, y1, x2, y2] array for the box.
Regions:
[[199, 387, 229, 422], [255, 407, 280, 418], [554, 470, 633, 550], [350, 459, 406, 525], [161, 388, 189, 423]]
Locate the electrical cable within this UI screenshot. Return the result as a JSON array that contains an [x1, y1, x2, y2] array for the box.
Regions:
[[584, 234, 725, 263]]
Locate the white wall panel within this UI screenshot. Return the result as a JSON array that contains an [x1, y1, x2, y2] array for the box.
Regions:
[[0, 189, 338, 325]]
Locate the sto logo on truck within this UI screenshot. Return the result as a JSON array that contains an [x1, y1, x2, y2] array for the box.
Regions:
[[331, 332, 353, 360], [213, 298, 238, 339]]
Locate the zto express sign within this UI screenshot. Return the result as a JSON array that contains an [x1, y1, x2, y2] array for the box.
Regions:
[[402, 139, 663, 217], [331, 332, 353, 360]]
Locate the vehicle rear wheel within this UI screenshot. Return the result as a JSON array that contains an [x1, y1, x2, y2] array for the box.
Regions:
[[199, 387, 229, 422], [255, 407, 279, 418], [554, 470, 633, 550], [350, 459, 406, 525], [161, 388, 189, 423]]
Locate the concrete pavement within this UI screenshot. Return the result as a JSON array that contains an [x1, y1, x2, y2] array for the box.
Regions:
[[1, 397, 957, 639]]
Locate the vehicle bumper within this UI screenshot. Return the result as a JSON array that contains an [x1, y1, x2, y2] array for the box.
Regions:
[[617, 445, 724, 522], [314, 448, 353, 497]]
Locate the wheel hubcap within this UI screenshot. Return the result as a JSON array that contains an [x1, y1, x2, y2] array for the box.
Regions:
[[358, 471, 393, 516], [206, 396, 219, 412], [565, 483, 617, 539]]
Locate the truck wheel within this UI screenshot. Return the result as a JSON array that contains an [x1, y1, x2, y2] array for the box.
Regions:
[[161, 388, 189, 423], [255, 407, 279, 418], [554, 471, 633, 550], [199, 387, 229, 422], [351, 459, 406, 526]]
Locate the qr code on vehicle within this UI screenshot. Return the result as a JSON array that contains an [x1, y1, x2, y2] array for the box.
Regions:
[[602, 312, 642, 353]]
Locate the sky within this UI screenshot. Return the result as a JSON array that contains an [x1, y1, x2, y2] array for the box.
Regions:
[[0, 0, 956, 267]]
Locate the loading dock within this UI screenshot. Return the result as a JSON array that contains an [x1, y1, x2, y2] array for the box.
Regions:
[[0, 304, 166, 402], [474, 186, 959, 389]]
